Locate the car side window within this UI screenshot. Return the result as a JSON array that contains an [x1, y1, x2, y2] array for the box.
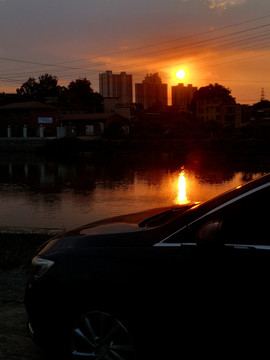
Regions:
[[203, 186, 270, 245], [165, 186, 270, 246], [218, 188, 269, 245]]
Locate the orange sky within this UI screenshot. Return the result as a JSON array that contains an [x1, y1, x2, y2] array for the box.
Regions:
[[0, 0, 270, 105]]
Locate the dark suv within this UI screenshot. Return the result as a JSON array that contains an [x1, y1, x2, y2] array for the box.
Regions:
[[25, 173, 270, 359]]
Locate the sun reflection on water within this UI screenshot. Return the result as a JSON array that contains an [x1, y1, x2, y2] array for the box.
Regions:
[[175, 169, 189, 204]]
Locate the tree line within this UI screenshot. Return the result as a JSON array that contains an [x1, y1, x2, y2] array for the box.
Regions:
[[16, 74, 103, 112], [3, 74, 270, 117], [10, 74, 237, 111]]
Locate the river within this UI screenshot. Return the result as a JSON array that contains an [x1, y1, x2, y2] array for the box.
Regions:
[[0, 152, 267, 230]]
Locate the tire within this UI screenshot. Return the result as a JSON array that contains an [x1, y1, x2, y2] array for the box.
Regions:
[[70, 310, 136, 360]]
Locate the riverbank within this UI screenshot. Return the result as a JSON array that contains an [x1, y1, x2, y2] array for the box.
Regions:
[[35, 137, 270, 167], [1, 136, 270, 162], [0, 137, 55, 152], [33, 136, 270, 174]]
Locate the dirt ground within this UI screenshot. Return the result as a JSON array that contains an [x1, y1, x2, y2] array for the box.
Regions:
[[0, 232, 58, 360], [0, 267, 52, 360]]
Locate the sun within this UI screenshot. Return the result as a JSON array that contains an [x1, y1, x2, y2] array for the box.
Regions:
[[176, 69, 186, 80]]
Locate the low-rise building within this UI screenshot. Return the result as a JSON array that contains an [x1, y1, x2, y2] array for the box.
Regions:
[[58, 112, 129, 137], [0, 101, 58, 137], [196, 99, 242, 128]]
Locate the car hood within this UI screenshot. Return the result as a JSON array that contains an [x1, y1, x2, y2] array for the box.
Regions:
[[56, 204, 193, 237], [38, 204, 193, 256], [70, 222, 141, 236]]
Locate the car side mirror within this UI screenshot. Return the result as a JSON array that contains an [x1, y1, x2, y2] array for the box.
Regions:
[[196, 220, 223, 246]]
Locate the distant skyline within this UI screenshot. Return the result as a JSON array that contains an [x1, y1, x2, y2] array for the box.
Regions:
[[1, 0, 270, 104]]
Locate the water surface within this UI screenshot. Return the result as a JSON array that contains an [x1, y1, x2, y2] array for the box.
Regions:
[[0, 153, 266, 230]]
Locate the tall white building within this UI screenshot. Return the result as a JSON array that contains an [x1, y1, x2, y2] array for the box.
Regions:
[[99, 71, 133, 105]]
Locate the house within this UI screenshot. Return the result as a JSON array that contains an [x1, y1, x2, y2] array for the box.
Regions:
[[58, 112, 129, 137], [248, 102, 270, 135], [0, 101, 58, 137], [196, 99, 242, 128]]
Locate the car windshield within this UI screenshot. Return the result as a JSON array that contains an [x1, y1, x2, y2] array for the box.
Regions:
[[138, 204, 194, 228]]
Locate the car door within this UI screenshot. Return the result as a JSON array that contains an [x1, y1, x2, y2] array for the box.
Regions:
[[158, 185, 270, 331], [195, 185, 270, 339]]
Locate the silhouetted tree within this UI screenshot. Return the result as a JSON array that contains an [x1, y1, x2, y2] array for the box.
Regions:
[[253, 100, 270, 110], [17, 77, 38, 98], [192, 83, 235, 104], [147, 100, 163, 113], [16, 74, 103, 111], [190, 83, 235, 115], [17, 74, 64, 102], [67, 78, 103, 112]]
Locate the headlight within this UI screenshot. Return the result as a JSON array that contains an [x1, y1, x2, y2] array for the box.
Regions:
[[31, 256, 54, 281]]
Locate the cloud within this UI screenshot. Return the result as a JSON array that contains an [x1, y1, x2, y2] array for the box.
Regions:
[[207, 0, 247, 9]]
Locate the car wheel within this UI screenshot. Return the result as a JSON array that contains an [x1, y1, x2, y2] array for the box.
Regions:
[[70, 311, 136, 360]]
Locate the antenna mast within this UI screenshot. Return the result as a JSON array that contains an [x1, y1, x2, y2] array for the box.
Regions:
[[260, 87, 265, 101]]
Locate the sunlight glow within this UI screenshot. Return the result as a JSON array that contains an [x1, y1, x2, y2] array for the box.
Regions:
[[175, 169, 188, 204], [176, 69, 186, 80]]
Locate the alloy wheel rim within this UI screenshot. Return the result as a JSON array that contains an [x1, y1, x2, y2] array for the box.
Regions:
[[71, 311, 135, 359]]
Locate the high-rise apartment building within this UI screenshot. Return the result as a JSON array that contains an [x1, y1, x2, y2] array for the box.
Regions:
[[99, 70, 132, 105], [171, 83, 197, 111], [135, 73, 167, 110]]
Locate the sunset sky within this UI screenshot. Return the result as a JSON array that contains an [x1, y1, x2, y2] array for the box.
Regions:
[[0, 0, 270, 104]]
